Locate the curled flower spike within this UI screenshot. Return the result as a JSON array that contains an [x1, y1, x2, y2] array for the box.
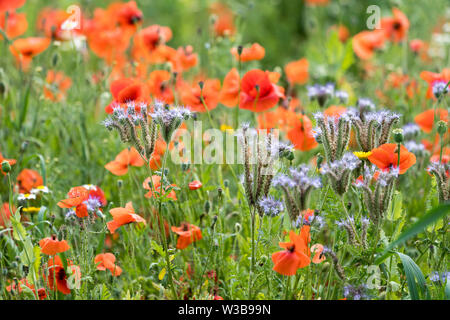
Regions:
[[171, 222, 202, 249], [39, 235, 70, 255], [427, 161, 449, 203], [94, 253, 122, 276], [313, 112, 352, 163], [273, 165, 321, 221], [354, 165, 399, 226], [320, 153, 361, 196], [150, 100, 192, 143]]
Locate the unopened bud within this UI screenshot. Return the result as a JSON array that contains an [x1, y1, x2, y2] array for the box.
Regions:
[[204, 200, 211, 214], [392, 128, 404, 144], [237, 45, 243, 55], [1, 160, 11, 173], [437, 120, 447, 136]]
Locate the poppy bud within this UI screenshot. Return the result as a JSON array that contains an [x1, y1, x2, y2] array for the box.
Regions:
[[117, 180, 123, 188], [211, 215, 218, 228], [198, 81, 204, 91], [223, 179, 229, 188], [436, 120, 447, 136], [286, 150, 295, 161], [52, 52, 61, 67], [237, 45, 243, 55], [316, 154, 324, 169], [11, 261, 18, 269], [204, 200, 211, 214], [217, 187, 223, 196], [392, 128, 404, 144], [1, 160, 11, 173]]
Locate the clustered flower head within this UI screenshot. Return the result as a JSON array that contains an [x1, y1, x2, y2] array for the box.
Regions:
[[313, 112, 352, 163], [320, 153, 361, 196], [427, 161, 449, 203], [348, 109, 401, 152], [356, 97, 376, 114], [150, 100, 193, 143], [432, 80, 449, 99], [401, 123, 421, 140], [273, 165, 321, 221], [307, 83, 335, 107], [258, 196, 284, 217], [354, 165, 399, 226], [343, 284, 369, 300]]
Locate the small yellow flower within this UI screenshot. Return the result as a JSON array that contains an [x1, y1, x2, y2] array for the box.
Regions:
[[22, 207, 41, 213], [353, 151, 373, 159], [220, 124, 233, 132]]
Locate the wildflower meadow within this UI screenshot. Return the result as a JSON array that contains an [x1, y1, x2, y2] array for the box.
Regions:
[[0, 0, 449, 305]]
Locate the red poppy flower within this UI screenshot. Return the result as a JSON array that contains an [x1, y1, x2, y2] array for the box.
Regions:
[[57, 186, 90, 218], [105, 78, 149, 113], [219, 68, 240, 108], [419, 68, 450, 99], [368, 143, 416, 174], [0, 0, 26, 12], [284, 58, 309, 85], [16, 169, 43, 193], [9, 37, 51, 71], [271, 226, 311, 276], [210, 2, 235, 37], [239, 69, 283, 112], [94, 253, 122, 276], [0, 10, 28, 39], [0, 152, 16, 175], [329, 24, 350, 42], [0, 203, 15, 228], [380, 8, 410, 43], [45, 256, 80, 295], [115, 1, 143, 31], [179, 78, 221, 112], [172, 45, 198, 72], [231, 43, 265, 62], [39, 235, 70, 256], [188, 180, 202, 190], [352, 30, 385, 60], [143, 175, 177, 200], [287, 114, 318, 151], [132, 24, 172, 57], [107, 202, 146, 234], [6, 278, 47, 300], [311, 244, 326, 264], [171, 222, 202, 249], [414, 108, 448, 133], [105, 147, 145, 176], [148, 70, 174, 104]]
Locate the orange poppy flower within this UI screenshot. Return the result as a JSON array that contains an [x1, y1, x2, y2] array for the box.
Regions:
[[305, 0, 329, 6], [0, 0, 26, 11], [171, 222, 202, 249], [239, 69, 283, 112], [143, 175, 177, 200], [6, 278, 47, 300], [39, 235, 70, 256], [419, 69, 450, 99], [105, 147, 145, 176], [0, 203, 15, 227], [16, 169, 43, 193], [107, 202, 146, 234], [57, 186, 90, 218], [36, 7, 84, 41], [271, 226, 311, 276], [410, 39, 425, 53], [115, 0, 143, 31], [45, 256, 80, 295], [0, 10, 28, 39], [329, 24, 350, 42], [179, 78, 221, 112], [86, 26, 130, 63], [368, 143, 416, 174], [43, 70, 72, 102], [147, 70, 174, 104], [132, 24, 173, 61], [380, 8, 410, 43], [287, 114, 318, 151], [172, 45, 198, 72], [352, 30, 385, 60], [231, 43, 265, 62], [210, 2, 235, 37], [284, 58, 309, 85], [414, 108, 448, 133], [9, 37, 51, 71], [219, 68, 240, 107], [188, 180, 202, 190], [0, 152, 16, 175], [94, 253, 122, 276]]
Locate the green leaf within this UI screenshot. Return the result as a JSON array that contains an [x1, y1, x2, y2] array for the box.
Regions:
[[396, 252, 428, 300], [375, 203, 450, 264]]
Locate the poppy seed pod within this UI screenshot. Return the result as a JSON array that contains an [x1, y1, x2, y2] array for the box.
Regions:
[[436, 120, 447, 136], [392, 128, 404, 144], [1, 160, 11, 173], [204, 200, 211, 214]]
